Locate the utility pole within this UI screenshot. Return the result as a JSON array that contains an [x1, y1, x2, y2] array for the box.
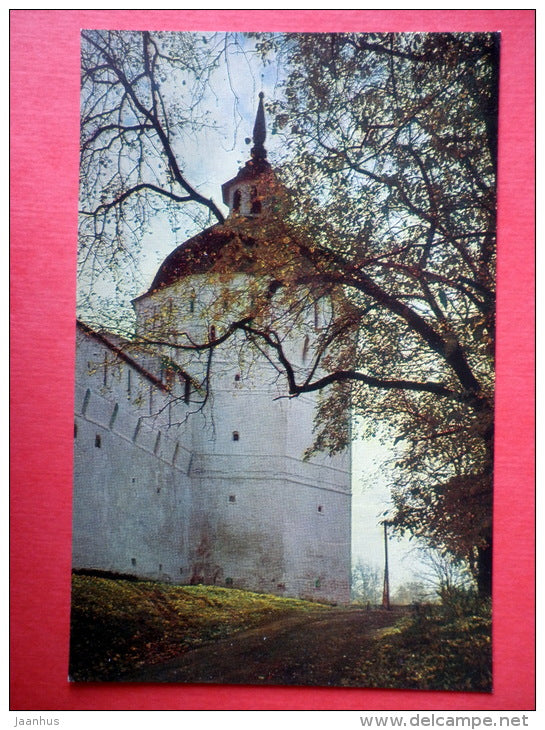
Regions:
[[382, 521, 390, 610]]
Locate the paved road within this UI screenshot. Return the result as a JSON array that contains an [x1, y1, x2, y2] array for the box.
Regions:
[[126, 607, 405, 686]]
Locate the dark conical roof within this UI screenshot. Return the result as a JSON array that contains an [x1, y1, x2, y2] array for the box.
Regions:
[[133, 226, 258, 300]]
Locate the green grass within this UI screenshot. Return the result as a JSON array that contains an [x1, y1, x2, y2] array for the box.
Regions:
[[348, 594, 492, 692], [69, 573, 326, 681]]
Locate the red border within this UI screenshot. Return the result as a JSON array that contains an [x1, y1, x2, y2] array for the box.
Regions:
[[10, 10, 535, 711]]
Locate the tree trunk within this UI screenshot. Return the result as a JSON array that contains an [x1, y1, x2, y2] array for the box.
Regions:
[[477, 540, 492, 599], [477, 424, 494, 600]]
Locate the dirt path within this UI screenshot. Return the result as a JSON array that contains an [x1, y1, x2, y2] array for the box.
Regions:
[[126, 607, 405, 685]]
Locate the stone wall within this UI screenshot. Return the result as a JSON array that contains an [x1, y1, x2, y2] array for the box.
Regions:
[[72, 324, 193, 583], [72, 320, 352, 603]]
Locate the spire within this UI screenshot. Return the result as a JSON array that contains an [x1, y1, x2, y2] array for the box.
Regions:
[[251, 92, 267, 161], [221, 92, 274, 212]]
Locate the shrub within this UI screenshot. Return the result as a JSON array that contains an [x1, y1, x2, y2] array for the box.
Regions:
[[352, 589, 491, 691]]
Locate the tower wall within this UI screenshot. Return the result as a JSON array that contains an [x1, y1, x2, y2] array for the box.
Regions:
[[188, 466, 351, 601], [132, 270, 352, 604]]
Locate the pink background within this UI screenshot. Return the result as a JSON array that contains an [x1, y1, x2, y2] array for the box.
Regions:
[[10, 10, 535, 711]]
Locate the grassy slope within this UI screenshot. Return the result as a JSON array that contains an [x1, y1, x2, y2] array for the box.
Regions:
[[70, 575, 492, 690], [69, 574, 327, 681]]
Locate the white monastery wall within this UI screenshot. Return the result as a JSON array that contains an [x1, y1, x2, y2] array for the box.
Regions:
[[73, 316, 352, 602], [72, 325, 194, 583]]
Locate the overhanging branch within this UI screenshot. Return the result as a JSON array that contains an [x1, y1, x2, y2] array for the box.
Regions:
[[239, 322, 461, 402], [79, 183, 193, 216]]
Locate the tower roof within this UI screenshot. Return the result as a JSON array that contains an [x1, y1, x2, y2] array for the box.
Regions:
[[134, 226, 258, 299], [135, 95, 278, 301], [221, 93, 272, 205]]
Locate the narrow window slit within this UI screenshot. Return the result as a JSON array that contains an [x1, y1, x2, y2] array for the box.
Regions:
[[109, 403, 119, 429]]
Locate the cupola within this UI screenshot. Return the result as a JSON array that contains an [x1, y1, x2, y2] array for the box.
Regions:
[[221, 92, 277, 218]]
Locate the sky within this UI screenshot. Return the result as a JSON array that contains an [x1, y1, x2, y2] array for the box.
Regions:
[[351, 435, 427, 593], [81, 30, 430, 595]]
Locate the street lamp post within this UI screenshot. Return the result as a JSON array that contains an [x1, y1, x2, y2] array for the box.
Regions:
[[382, 521, 391, 610]]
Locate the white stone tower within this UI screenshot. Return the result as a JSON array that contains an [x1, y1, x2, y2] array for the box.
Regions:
[[74, 95, 352, 603]]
